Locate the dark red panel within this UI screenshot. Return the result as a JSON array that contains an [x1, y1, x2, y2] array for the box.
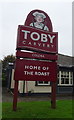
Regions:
[[14, 59, 57, 82], [17, 25, 58, 53], [16, 50, 58, 60]]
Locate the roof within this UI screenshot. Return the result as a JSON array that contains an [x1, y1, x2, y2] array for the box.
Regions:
[[58, 54, 74, 67], [72, 57, 74, 66]]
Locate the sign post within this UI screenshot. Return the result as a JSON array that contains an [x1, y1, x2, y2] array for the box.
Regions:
[[13, 81, 18, 111], [51, 82, 56, 108], [13, 9, 58, 111]]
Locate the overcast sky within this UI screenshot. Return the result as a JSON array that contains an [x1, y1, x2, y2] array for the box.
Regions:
[[0, 0, 73, 60]]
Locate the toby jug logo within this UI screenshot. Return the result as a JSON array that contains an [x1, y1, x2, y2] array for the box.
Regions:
[[29, 11, 49, 31]]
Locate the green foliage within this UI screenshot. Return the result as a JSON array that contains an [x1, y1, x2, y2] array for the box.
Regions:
[[2, 72, 5, 81], [2, 100, 72, 119], [2, 54, 15, 69], [2, 54, 15, 81]]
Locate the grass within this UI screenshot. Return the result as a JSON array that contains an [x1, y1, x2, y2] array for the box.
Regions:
[[2, 100, 73, 119], [0, 102, 2, 119]]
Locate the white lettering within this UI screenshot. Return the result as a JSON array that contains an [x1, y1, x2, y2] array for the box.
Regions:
[[24, 65, 29, 69], [34, 42, 36, 45], [22, 30, 30, 39], [38, 43, 41, 46], [42, 67, 49, 70], [51, 45, 54, 48], [22, 30, 56, 44], [31, 32, 40, 41], [28, 42, 32, 45], [48, 35, 55, 43], [47, 44, 50, 48], [22, 40, 54, 49], [22, 40, 26, 44], [35, 72, 50, 76], [24, 65, 41, 70], [24, 71, 33, 75], [32, 54, 45, 58], [41, 34, 47, 42], [43, 43, 45, 47]]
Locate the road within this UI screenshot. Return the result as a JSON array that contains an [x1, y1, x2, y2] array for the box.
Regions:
[[2, 87, 72, 102]]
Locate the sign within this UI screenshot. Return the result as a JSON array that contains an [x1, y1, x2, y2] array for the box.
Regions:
[[13, 9, 58, 111], [24, 9, 53, 32], [14, 59, 57, 82], [17, 26, 58, 53], [16, 50, 58, 60]]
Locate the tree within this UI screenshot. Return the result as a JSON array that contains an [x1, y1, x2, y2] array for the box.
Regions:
[[2, 54, 15, 81], [2, 54, 15, 69]]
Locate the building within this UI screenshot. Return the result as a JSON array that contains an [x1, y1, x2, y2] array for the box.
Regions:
[[6, 54, 74, 95]]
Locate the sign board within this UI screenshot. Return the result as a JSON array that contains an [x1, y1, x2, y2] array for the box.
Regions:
[[16, 50, 58, 60], [17, 26, 58, 53], [14, 59, 57, 82]]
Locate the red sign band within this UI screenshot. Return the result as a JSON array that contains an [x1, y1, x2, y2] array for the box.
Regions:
[[17, 25, 58, 53], [16, 50, 58, 60], [14, 59, 57, 82]]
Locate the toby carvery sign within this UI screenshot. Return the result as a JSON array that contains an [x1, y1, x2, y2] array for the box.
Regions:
[[17, 10, 58, 53], [14, 9, 58, 82], [13, 10, 58, 111], [14, 59, 57, 82]]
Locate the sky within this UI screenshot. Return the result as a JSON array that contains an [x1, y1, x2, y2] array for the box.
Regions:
[[0, 0, 73, 60]]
